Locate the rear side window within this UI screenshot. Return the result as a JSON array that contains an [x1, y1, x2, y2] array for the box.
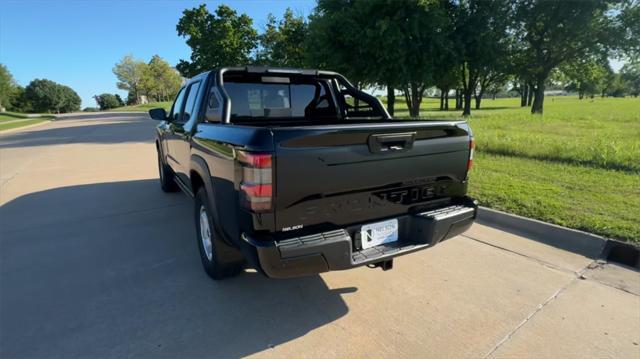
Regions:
[[224, 77, 337, 122]]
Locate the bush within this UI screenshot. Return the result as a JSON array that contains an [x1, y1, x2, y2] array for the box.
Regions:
[[83, 107, 99, 112], [24, 79, 81, 113], [94, 93, 124, 110]]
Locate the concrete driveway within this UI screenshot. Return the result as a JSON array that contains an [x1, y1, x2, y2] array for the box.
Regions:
[[1, 113, 638, 359]]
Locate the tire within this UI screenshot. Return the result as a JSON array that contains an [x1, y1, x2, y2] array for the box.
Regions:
[[194, 188, 245, 279], [158, 151, 178, 192]]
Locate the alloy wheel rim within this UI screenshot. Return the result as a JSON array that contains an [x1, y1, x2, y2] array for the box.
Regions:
[[199, 205, 213, 261], [158, 156, 164, 181]]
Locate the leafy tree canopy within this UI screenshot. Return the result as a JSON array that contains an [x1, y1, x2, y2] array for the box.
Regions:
[[560, 57, 611, 98], [113, 55, 146, 104], [514, 0, 617, 113], [620, 61, 640, 96], [256, 9, 307, 68], [307, 0, 453, 117], [176, 4, 258, 77], [141, 55, 183, 102], [114, 54, 183, 105], [94, 93, 124, 110], [0, 64, 18, 111], [24, 79, 80, 113]]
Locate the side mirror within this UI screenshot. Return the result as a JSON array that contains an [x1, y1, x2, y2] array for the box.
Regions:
[[149, 108, 168, 121]]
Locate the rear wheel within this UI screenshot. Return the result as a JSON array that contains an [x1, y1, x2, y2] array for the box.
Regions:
[[194, 188, 244, 279], [158, 151, 178, 192]]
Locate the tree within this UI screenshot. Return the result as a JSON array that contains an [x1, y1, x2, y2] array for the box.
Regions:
[[305, 0, 378, 112], [24, 79, 80, 113], [435, 67, 458, 111], [620, 61, 640, 97], [561, 58, 610, 99], [256, 9, 308, 68], [618, 1, 640, 59], [141, 55, 183, 102], [451, 0, 513, 116], [0, 64, 17, 112], [113, 55, 146, 105], [115, 94, 125, 106], [176, 4, 258, 77], [387, 0, 451, 117], [126, 92, 137, 106], [8, 86, 28, 112], [603, 73, 630, 97], [59, 85, 81, 113], [514, 0, 615, 114], [475, 70, 510, 109], [305, 0, 371, 92], [94, 93, 123, 110], [307, 0, 451, 117]]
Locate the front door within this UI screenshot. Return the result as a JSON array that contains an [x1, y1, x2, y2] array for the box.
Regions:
[[167, 80, 203, 186]]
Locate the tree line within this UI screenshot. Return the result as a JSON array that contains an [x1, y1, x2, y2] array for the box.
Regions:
[[0, 64, 81, 114], [174, 0, 639, 117]]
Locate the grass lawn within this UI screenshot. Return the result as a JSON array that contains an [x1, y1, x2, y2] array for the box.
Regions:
[[0, 119, 48, 131], [394, 96, 640, 172], [391, 96, 640, 243], [469, 152, 639, 242], [0, 112, 55, 132], [109, 102, 172, 112], [0, 112, 55, 122]]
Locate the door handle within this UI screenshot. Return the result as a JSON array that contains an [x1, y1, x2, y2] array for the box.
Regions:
[[368, 132, 416, 153]]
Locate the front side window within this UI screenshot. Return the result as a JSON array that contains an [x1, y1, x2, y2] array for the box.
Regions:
[[170, 87, 186, 122], [180, 81, 201, 124]]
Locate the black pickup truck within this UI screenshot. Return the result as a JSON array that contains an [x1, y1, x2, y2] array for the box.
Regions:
[[150, 67, 477, 280]]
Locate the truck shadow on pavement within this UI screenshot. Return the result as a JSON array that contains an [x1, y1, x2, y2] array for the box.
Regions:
[[0, 179, 353, 358]]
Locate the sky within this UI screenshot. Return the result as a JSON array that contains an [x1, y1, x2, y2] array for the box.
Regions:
[[1, 0, 627, 109], [0, 0, 316, 108]]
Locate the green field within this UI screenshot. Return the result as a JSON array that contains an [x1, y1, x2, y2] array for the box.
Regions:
[[394, 97, 640, 172], [0, 112, 55, 131], [0, 112, 55, 121], [108, 102, 171, 112], [393, 96, 639, 242], [470, 152, 639, 241]]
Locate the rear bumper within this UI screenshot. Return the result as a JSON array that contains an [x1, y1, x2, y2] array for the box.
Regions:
[[242, 197, 477, 278]]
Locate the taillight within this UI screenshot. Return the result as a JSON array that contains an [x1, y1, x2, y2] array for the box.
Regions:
[[237, 150, 273, 212], [467, 137, 476, 171]]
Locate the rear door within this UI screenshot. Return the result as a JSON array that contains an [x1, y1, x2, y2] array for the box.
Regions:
[[272, 122, 471, 232]]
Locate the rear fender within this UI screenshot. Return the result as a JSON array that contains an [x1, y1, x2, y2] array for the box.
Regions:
[[190, 155, 237, 246], [190, 155, 218, 220]]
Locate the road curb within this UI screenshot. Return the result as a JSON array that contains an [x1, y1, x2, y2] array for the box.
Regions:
[[477, 207, 639, 268], [477, 206, 608, 259]]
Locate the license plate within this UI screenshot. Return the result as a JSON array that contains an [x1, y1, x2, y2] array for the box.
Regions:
[[360, 219, 398, 250]]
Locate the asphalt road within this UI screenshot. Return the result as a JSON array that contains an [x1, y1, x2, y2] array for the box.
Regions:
[[1, 113, 638, 359]]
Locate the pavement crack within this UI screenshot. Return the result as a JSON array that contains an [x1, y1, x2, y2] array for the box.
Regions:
[[482, 262, 593, 358], [463, 234, 575, 275]]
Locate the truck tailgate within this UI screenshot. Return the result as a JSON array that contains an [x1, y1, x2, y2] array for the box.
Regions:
[[272, 121, 471, 233]]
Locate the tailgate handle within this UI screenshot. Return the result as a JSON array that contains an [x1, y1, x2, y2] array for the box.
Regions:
[[368, 132, 416, 153]]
